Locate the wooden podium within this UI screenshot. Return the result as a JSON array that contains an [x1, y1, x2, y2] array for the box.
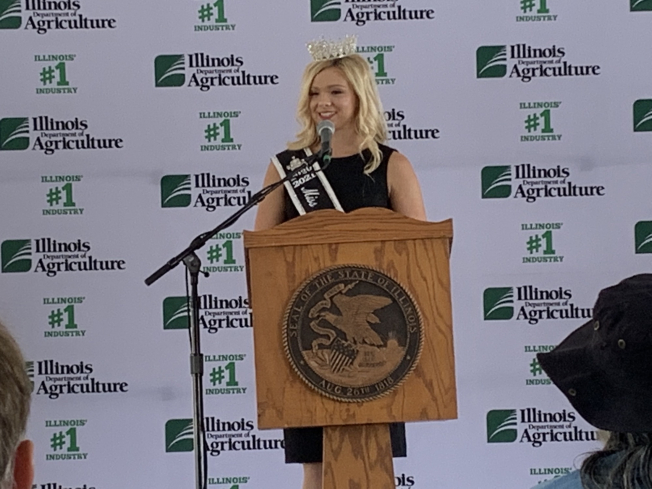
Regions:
[[243, 208, 456, 489]]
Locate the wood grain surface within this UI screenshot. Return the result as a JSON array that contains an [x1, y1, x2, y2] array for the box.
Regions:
[[244, 208, 453, 247], [244, 209, 457, 430], [322, 424, 394, 489]]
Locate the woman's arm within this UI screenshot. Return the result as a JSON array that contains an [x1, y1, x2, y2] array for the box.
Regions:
[[387, 151, 427, 221], [254, 162, 286, 231]]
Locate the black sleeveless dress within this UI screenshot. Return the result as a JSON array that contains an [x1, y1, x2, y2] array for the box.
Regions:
[[279, 143, 407, 463]]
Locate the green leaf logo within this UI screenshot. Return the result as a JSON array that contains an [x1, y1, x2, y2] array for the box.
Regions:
[[0, 0, 21, 29], [631, 0, 652, 11], [25, 361, 34, 392], [476, 46, 507, 78], [487, 409, 518, 443], [0, 118, 29, 151], [481, 166, 512, 199], [163, 297, 190, 330], [483, 287, 514, 320], [634, 99, 652, 132], [310, 0, 341, 22], [155, 55, 186, 87], [161, 175, 192, 208], [1, 239, 32, 273], [165, 419, 194, 452], [635, 221, 652, 254]]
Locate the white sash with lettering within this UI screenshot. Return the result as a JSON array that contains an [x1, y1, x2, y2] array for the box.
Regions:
[[272, 148, 343, 215]]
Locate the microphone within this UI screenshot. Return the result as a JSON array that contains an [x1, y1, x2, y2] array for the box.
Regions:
[[316, 120, 334, 164]]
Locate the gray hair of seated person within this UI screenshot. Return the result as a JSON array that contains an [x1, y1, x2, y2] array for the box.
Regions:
[[581, 432, 652, 489]]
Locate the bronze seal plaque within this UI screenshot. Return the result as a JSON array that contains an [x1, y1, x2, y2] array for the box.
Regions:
[[283, 265, 423, 402]]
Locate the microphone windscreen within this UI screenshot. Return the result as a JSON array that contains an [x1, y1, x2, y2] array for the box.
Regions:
[[316, 120, 335, 139]]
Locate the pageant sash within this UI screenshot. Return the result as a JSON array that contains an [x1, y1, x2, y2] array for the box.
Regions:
[[272, 148, 343, 216]]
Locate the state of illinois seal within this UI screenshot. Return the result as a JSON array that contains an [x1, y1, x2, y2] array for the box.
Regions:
[[283, 265, 423, 402]]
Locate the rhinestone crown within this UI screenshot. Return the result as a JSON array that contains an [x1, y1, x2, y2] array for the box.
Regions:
[[307, 35, 357, 61]]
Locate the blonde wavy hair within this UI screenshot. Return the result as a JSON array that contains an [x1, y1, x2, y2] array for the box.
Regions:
[[288, 54, 388, 174]]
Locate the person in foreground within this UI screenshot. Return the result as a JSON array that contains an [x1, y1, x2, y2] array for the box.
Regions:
[[0, 321, 34, 489], [254, 36, 426, 489], [532, 274, 652, 489]]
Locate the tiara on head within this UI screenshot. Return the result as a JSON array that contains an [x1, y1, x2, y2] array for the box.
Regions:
[[307, 35, 357, 61]]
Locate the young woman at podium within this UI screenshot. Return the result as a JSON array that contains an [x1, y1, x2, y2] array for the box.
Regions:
[[254, 36, 426, 489]]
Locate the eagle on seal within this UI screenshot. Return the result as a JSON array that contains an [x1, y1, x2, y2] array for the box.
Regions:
[[319, 293, 392, 346]]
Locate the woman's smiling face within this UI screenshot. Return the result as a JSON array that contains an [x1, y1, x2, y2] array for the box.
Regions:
[[309, 67, 358, 133]]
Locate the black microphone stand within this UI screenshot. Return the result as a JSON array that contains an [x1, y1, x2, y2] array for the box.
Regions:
[[144, 151, 330, 489]]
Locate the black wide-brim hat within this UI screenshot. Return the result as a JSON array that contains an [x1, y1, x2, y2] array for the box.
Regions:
[[537, 274, 652, 433]]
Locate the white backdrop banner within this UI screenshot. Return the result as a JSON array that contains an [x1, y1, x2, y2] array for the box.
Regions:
[[1, 0, 651, 488]]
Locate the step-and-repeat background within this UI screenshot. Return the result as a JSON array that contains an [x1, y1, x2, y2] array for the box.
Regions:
[[1, 0, 651, 488]]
